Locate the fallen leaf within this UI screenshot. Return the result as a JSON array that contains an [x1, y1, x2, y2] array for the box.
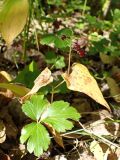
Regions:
[[21, 67, 53, 102], [0, 153, 11, 160], [0, 120, 6, 143], [90, 140, 104, 160], [62, 63, 110, 111], [0, 108, 18, 139], [106, 77, 120, 103], [100, 53, 116, 64]]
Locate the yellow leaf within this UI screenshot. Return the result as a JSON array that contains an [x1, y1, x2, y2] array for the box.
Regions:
[[90, 140, 104, 160], [0, 0, 29, 45], [62, 63, 110, 111], [21, 67, 53, 102], [0, 71, 12, 82]]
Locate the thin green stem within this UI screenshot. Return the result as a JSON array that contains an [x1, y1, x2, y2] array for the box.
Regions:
[[82, 0, 87, 16], [23, 0, 33, 61]]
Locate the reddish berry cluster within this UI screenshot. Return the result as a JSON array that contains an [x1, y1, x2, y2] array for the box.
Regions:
[[73, 41, 86, 57]]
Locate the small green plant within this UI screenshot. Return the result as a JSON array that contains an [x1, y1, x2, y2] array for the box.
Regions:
[[0, 0, 120, 159], [20, 95, 80, 157]]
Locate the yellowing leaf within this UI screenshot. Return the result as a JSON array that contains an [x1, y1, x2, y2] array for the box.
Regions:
[[0, 71, 12, 82], [21, 68, 53, 102], [62, 63, 110, 111], [106, 77, 120, 103], [0, 83, 30, 96], [0, 0, 29, 45]]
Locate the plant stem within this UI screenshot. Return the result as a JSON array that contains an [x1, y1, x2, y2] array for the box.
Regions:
[[67, 46, 72, 74], [23, 0, 33, 61], [82, 0, 87, 16]]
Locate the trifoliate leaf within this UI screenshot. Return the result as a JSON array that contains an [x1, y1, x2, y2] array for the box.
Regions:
[[40, 28, 72, 49], [42, 101, 80, 132], [20, 122, 50, 157], [0, 0, 29, 45], [21, 95, 80, 156], [22, 95, 49, 121]]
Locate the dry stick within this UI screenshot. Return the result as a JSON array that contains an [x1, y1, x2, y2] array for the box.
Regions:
[[51, 87, 54, 103], [78, 122, 120, 148]]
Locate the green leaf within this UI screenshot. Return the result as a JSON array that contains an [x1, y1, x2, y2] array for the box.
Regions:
[[22, 95, 49, 121], [57, 28, 73, 37], [40, 28, 73, 49], [54, 56, 65, 69], [40, 34, 55, 45], [45, 51, 57, 64], [45, 51, 65, 69], [42, 101, 80, 132], [13, 61, 39, 88], [0, 83, 29, 96], [20, 122, 50, 157], [21, 95, 80, 156], [54, 36, 71, 48]]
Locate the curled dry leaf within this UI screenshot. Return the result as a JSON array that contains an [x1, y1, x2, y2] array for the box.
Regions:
[[45, 123, 64, 148], [62, 63, 110, 111], [0, 71, 12, 82], [21, 68, 53, 102]]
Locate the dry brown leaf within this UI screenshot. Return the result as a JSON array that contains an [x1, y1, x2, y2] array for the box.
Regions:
[[0, 120, 6, 143], [0, 153, 11, 160], [45, 123, 64, 148], [62, 63, 110, 111], [21, 67, 53, 102], [0, 108, 18, 139]]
